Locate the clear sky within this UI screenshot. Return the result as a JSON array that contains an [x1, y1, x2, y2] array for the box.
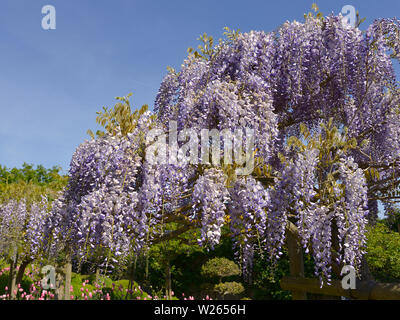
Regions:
[[0, 0, 399, 173]]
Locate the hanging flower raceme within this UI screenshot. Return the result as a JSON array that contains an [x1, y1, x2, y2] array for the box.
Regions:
[[0, 197, 51, 261], [228, 176, 270, 277], [45, 109, 156, 263], [24, 196, 51, 259], [334, 156, 369, 271], [192, 168, 230, 249], [0, 199, 26, 255]]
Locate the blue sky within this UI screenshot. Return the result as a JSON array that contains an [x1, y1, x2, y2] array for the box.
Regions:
[[0, 0, 399, 173]]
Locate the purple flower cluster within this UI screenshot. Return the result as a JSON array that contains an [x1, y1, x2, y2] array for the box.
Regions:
[[0, 197, 50, 261], [39, 14, 400, 282], [192, 168, 229, 248], [334, 157, 368, 271], [228, 176, 270, 277]]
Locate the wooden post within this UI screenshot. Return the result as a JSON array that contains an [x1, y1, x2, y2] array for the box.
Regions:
[[95, 267, 100, 285], [286, 231, 307, 300], [55, 266, 65, 300], [64, 254, 72, 300]]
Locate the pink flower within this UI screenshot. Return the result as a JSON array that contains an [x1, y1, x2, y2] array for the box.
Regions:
[[89, 292, 93, 298]]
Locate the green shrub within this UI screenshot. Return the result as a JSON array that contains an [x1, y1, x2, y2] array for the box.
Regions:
[[201, 257, 240, 282], [365, 223, 400, 282], [214, 281, 245, 299]]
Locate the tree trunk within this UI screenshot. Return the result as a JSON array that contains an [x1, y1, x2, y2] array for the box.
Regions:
[[145, 251, 149, 281], [16, 258, 33, 285], [8, 246, 18, 300], [367, 199, 378, 226], [165, 259, 172, 300], [126, 255, 137, 299]]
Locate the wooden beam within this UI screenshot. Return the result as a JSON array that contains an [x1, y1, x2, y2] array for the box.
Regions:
[[286, 228, 307, 300], [280, 276, 400, 300]]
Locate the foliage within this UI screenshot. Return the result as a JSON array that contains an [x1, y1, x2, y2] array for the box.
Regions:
[[89, 93, 156, 138], [365, 222, 400, 282], [214, 281, 244, 298], [201, 257, 240, 282], [250, 248, 291, 300], [0, 270, 34, 296], [0, 163, 67, 187], [383, 205, 400, 232], [199, 256, 245, 300], [0, 163, 67, 204]]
